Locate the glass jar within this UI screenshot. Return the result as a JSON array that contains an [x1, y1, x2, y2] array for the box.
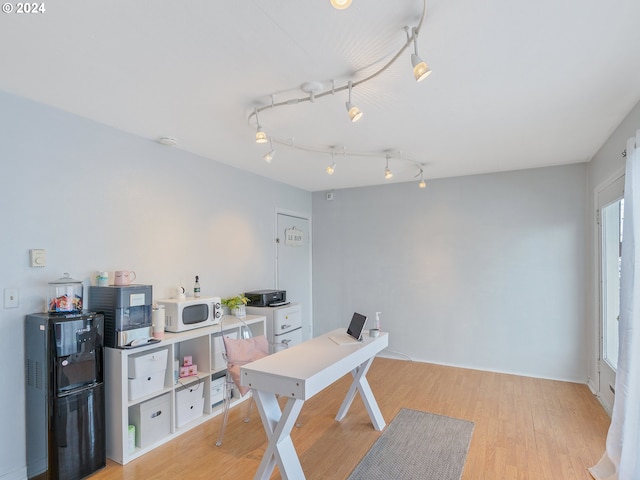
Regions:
[[48, 273, 83, 313]]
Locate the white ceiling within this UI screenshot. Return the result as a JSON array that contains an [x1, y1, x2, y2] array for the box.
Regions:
[[2, 0, 639, 191]]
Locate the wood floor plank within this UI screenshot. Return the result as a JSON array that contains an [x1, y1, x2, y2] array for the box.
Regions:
[[91, 358, 609, 480]]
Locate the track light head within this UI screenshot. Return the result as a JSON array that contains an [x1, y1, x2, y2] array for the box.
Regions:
[[411, 27, 431, 82], [264, 150, 275, 163], [384, 155, 393, 179], [327, 151, 337, 175], [264, 138, 275, 162], [256, 127, 268, 144], [346, 102, 363, 122], [346, 81, 363, 122], [330, 0, 352, 9], [254, 108, 268, 143], [411, 54, 431, 82], [415, 166, 427, 188], [326, 162, 336, 175]]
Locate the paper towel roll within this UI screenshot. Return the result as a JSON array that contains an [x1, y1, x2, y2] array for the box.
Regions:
[[152, 305, 165, 339]]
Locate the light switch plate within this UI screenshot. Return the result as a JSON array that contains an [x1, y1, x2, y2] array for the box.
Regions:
[[4, 288, 19, 308]]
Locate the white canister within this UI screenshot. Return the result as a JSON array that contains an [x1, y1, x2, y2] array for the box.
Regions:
[[152, 305, 165, 339], [96, 271, 109, 287]]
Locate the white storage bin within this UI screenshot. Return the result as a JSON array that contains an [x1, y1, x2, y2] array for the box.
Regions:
[[176, 385, 205, 428], [128, 349, 168, 378], [128, 371, 166, 401], [129, 393, 170, 449], [176, 383, 204, 403], [211, 376, 226, 406]]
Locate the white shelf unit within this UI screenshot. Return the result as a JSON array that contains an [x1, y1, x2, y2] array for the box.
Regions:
[[104, 314, 266, 465]]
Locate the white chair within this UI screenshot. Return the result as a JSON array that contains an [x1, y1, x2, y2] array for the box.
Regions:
[[215, 317, 284, 447]]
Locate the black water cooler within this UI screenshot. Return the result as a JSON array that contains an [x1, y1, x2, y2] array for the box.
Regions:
[[25, 312, 106, 480]]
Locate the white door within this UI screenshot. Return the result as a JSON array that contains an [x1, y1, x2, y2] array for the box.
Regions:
[[597, 175, 624, 413], [276, 211, 312, 340]]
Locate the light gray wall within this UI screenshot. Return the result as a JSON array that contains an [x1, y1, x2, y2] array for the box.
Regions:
[[585, 100, 640, 391], [0, 91, 311, 480], [312, 164, 588, 382], [2, 83, 637, 479]]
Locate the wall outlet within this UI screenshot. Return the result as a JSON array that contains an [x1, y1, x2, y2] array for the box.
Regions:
[[4, 288, 19, 308]]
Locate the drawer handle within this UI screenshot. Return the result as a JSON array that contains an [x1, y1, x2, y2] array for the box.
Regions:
[[282, 339, 291, 345], [281, 324, 291, 330]]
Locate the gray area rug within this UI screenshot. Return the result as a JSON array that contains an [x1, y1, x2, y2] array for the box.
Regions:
[[347, 408, 474, 480]]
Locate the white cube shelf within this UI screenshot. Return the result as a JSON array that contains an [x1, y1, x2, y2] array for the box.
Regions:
[[105, 315, 266, 465]]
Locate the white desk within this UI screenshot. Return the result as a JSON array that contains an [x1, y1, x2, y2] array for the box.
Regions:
[[241, 329, 389, 480]]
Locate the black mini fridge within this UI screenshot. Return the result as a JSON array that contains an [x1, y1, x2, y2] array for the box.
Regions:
[[25, 312, 106, 480]]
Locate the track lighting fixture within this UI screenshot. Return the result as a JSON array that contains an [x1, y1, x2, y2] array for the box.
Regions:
[[261, 137, 427, 186], [256, 127, 267, 144], [254, 108, 268, 144], [345, 81, 363, 123], [326, 151, 336, 175], [411, 27, 431, 82], [249, 0, 431, 184], [264, 150, 275, 162], [262, 137, 276, 163], [330, 0, 352, 9], [384, 155, 393, 179], [326, 162, 336, 175], [416, 167, 426, 188]]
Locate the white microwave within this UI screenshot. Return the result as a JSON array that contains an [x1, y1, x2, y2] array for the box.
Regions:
[[157, 296, 222, 332]]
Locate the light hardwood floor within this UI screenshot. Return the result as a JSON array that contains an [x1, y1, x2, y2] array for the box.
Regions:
[[91, 357, 610, 480]]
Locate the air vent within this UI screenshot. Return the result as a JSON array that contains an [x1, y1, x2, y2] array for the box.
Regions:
[[26, 358, 44, 390]]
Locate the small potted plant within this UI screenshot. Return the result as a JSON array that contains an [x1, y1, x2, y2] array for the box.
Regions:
[[221, 294, 250, 318]]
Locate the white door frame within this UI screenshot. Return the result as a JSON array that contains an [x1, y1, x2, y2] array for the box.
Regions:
[[274, 207, 313, 336], [593, 168, 624, 414]]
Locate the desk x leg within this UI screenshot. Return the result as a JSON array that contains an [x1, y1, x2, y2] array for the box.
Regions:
[[335, 356, 386, 431], [252, 389, 305, 480]]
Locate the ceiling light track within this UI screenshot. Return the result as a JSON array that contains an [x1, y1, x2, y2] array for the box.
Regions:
[[267, 137, 428, 187], [248, 1, 427, 123], [268, 137, 419, 162], [248, 0, 430, 188]]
